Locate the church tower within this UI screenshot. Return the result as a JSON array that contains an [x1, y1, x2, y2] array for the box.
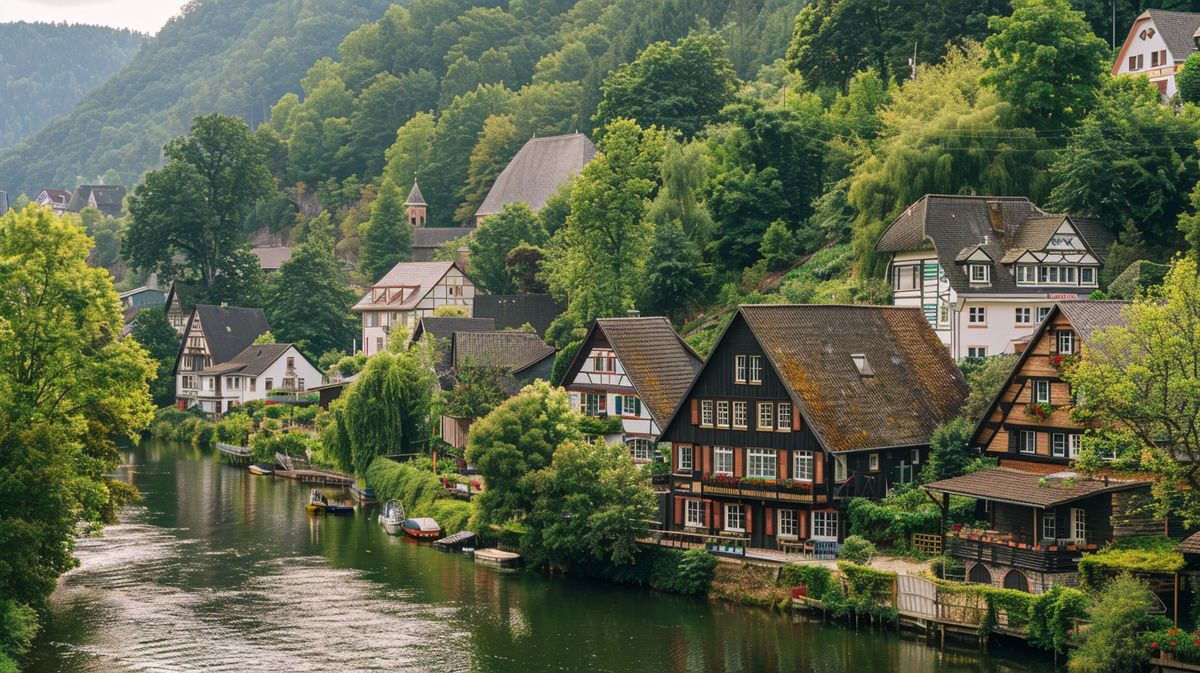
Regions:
[[405, 181, 427, 228]]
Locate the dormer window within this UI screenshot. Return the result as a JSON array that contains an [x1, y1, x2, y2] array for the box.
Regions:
[[851, 354, 873, 377], [969, 263, 990, 284]]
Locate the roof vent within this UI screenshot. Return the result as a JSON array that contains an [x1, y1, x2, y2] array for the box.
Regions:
[[851, 354, 873, 377], [627, 309, 641, 318]]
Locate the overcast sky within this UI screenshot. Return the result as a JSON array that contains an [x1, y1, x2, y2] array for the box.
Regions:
[[0, 0, 190, 34]]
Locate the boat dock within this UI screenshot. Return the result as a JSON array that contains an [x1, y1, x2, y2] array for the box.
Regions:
[[216, 443, 253, 464], [274, 467, 354, 487]]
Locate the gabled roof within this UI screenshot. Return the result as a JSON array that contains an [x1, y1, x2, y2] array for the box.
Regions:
[[412, 227, 473, 250], [719, 305, 965, 453], [1145, 9, 1200, 61], [164, 280, 202, 314], [250, 246, 293, 270], [66, 184, 125, 213], [475, 133, 596, 218], [1178, 531, 1200, 554], [875, 195, 1114, 294], [38, 188, 71, 205], [924, 467, 1147, 508], [451, 331, 555, 374], [412, 317, 495, 343], [561, 317, 703, 428], [353, 261, 461, 312], [405, 181, 426, 206], [200, 343, 298, 376], [473, 294, 564, 337], [173, 304, 270, 375]]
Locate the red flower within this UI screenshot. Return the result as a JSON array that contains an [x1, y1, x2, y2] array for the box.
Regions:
[[1192, 640, 1199, 647], [1171, 629, 1180, 636], [1169, 641, 1177, 647], [1152, 642, 1159, 649]]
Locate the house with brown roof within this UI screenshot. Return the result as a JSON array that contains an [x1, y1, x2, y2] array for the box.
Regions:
[[473, 133, 596, 226], [923, 301, 1171, 593], [876, 195, 1113, 360], [65, 184, 125, 218], [35, 188, 71, 215], [557, 317, 703, 463], [1113, 9, 1200, 99], [353, 261, 474, 356], [191, 343, 321, 418], [451, 331, 556, 392], [172, 304, 271, 415], [659, 305, 967, 551]]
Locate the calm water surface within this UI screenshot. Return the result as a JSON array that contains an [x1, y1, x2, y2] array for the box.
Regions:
[[28, 440, 1054, 673]]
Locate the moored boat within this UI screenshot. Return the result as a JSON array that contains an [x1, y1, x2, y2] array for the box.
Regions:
[[306, 489, 328, 513], [401, 517, 442, 540], [249, 462, 275, 476], [433, 530, 475, 552], [378, 500, 405, 535], [325, 503, 355, 516], [474, 548, 521, 569]]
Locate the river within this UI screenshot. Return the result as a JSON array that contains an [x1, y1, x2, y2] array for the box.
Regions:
[[27, 439, 1054, 673]]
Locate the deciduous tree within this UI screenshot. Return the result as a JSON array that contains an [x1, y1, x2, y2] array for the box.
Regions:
[[266, 218, 358, 358], [467, 202, 547, 294], [130, 307, 182, 408]]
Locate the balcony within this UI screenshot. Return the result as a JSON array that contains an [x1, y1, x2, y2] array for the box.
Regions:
[[694, 474, 825, 504], [947, 528, 1098, 574]]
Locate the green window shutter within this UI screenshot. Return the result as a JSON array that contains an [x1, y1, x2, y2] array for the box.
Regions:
[[923, 262, 939, 280], [615, 395, 623, 415], [634, 397, 642, 416]]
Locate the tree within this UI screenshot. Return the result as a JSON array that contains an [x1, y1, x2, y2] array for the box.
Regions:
[[981, 0, 1109, 129], [1179, 53, 1200, 104], [465, 381, 581, 527], [640, 222, 704, 322], [920, 417, 975, 482], [1065, 258, 1200, 523], [505, 244, 548, 293], [760, 220, 799, 271], [0, 206, 154, 662], [124, 114, 273, 299], [130, 307, 182, 408], [594, 32, 738, 138], [443, 363, 509, 420], [360, 183, 412, 282], [467, 202, 547, 294], [454, 114, 523, 224], [961, 354, 1018, 423], [525, 438, 656, 570], [266, 222, 358, 358], [645, 139, 714, 245], [1068, 574, 1168, 673]]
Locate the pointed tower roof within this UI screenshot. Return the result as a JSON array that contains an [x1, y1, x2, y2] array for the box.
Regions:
[[405, 181, 426, 207]]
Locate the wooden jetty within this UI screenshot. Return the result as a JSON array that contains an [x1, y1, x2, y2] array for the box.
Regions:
[[350, 484, 378, 506], [434, 531, 476, 552], [216, 443, 253, 465], [474, 548, 521, 569], [274, 467, 354, 487]]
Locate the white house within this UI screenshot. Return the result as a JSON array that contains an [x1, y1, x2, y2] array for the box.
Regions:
[[35, 188, 71, 215], [557, 317, 702, 463], [353, 261, 475, 356], [875, 195, 1113, 360], [173, 304, 270, 413], [1112, 9, 1200, 99], [186, 343, 322, 416]]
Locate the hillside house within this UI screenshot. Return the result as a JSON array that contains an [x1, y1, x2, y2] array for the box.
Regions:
[[172, 304, 270, 415], [353, 261, 474, 356], [660, 305, 967, 550], [190, 343, 321, 416], [473, 133, 596, 226], [66, 184, 125, 218], [35, 188, 71, 215], [1113, 9, 1200, 99], [875, 195, 1113, 360]]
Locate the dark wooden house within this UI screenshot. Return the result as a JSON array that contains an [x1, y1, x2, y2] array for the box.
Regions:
[[659, 305, 967, 550]]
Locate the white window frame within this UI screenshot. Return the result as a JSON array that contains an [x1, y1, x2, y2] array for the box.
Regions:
[[1016, 265, 1036, 284], [969, 263, 990, 284], [1015, 307, 1032, 325], [684, 500, 704, 528], [834, 455, 847, 482], [747, 448, 777, 480], [868, 453, 880, 471], [793, 450, 813, 482], [716, 401, 730, 428], [1080, 267, 1096, 286], [1057, 331, 1076, 355], [700, 400, 713, 427], [1071, 508, 1086, 543], [725, 504, 745, 532], [1019, 430, 1037, 454], [911, 448, 920, 465], [732, 401, 748, 429], [812, 511, 839, 540], [734, 355, 747, 383], [757, 402, 773, 431], [778, 510, 799, 539], [1069, 434, 1081, 459], [776, 402, 792, 432], [967, 346, 987, 358], [630, 438, 655, 462], [678, 445, 693, 472], [1042, 514, 1056, 541], [1052, 433, 1067, 458], [1033, 379, 1051, 404], [714, 447, 733, 476], [1037, 306, 1051, 322], [968, 306, 986, 324], [748, 356, 763, 384]]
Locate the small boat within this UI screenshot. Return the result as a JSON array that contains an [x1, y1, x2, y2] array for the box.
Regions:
[[474, 548, 521, 569], [306, 489, 328, 513], [433, 530, 476, 552], [401, 517, 442, 540], [249, 462, 275, 476], [378, 500, 405, 535], [325, 503, 355, 516]]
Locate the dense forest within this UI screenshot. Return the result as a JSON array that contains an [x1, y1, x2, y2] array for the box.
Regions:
[[0, 22, 144, 149], [0, 0, 393, 194]]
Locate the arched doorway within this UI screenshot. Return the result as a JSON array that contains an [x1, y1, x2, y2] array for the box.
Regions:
[[968, 563, 992, 585], [1003, 569, 1030, 592]]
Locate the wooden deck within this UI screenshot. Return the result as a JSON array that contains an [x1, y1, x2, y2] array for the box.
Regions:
[[216, 443, 253, 464], [274, 467, 354, 487]]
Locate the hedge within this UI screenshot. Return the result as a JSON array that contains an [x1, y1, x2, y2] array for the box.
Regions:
[[780, 563, 836, 600], [935, 581, 1035, 634], [364, 457, 472, 535], [1079, 536, 1185, 589], [568, 546, 717, 596], [845, 494, 975, 551]]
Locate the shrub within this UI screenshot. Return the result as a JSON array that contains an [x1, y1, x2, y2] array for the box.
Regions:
[[780, 564, 835, 600], [171, 416, 201, 442], [292, 405, 319, 425], [1078, 536, 1185, 589], [760, 220, 798, 271], [191, 421, 215, 450], [365, 457, 470, 535], [263, 404, 287, 419], [1070, 574, 1170, 673], [839, 535, 876, 564], [0, 599, 38, 666], [214, 414, 252, 446], [836, 562, 898, 622], [648, 548, 717, 595], [1028, 585, 1090, 652], [578, 415, 623, 435], [1179, 53, 1200, 104]]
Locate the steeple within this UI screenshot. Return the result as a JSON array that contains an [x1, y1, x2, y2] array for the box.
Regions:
[[405, 180, 426, 228]]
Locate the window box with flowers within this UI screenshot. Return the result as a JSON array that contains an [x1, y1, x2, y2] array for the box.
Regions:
[[702, 473, 742, 487], [1049, 353, 1080, 370], [1025, 402, 1056, 419], [779, 479, 814, 494], [1151, 628, 1200, 666]]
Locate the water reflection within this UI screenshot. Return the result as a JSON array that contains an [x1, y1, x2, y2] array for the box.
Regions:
[[28, 440, 1053, 673]]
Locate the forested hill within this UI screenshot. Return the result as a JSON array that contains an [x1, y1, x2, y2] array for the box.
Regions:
[[0, 22, 144, 149], [0, 0, 393, 196]]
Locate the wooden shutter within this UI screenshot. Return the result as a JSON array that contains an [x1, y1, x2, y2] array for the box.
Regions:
[[778, 451, 788, 481], [691, 399, 698, 425], [766, 508, 775, 536], [615, 395, 623, 415], [792, 407, 802, 431], [744, 505, 753, 534], [673, 497, 683, 526], [800, 510, 808, 539], [705, 500, 713, 528], [734, 448, 744, 477], [814, 453, 824, 484], [1008, 430, 1018, 453]]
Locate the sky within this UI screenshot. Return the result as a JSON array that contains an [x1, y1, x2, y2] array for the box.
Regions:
[[0, 0, 190, 34]]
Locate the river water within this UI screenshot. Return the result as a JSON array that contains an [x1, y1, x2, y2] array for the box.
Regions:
[[28, 439, 1053, 673]]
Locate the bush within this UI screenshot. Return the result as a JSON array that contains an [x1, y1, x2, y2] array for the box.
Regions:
[[214, 414, 252, 446], [1078, 536, 1185, 589], [648, 548, 717, 595], [838, 535, 876, 564], [760, 220, 798, 271], [0, 599, 38, 666], [292, 405, 319, 425], [846, 491, 975, 551], [1070, 574, 1170, 673], [578, 415, 623, 435], [191, 421, 215, 450], [365, 457, 470, 535], [1028, 585, 1090, 652], [836, 562, 898, 622], [780, 564, 835, 600], [1179, 53, 1200, 104]]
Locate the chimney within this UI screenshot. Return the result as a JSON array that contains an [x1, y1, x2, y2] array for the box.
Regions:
[[986, 201, 1005, 233], [220, 301, 228, 308], [455, 246, 470, 272], [627, 309, 641, 318]]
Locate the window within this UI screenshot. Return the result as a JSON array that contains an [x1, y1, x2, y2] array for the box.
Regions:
[[969, 263, 990, 283], [757, 402, 773, 430], [298, 379, 305, 391], [1057, 331, 1076, 355], [779, 510, 799, 538], [286, 356, 294, 369], [1081, 267, 1096, 285], [584, 394, 604, 417], [630, 439, 655, 462], [892, 265, 919, 291], [968, 307, 986, 324], [834, 455, 847, 482], [1033, 379, 1050, 404], [265, 378, 273, 391], [714, 447, 733, 475], [1019, 430, 1037, 454], [735, 355, 747, 383], [748, 448, 777, 479], [685, 500, 704, 528], [593, 352, 615, 372], [793, 451, 814, 481], [364, 312, 379, 328], [1015, 307, 1032, 325], [1129, 55, 1137, 71], [777, 403, 792, 431], [1016, 265, 1036, 284], [748, 356, 763, 384], [1037, 306, 1051, 322], [181, 375, 195, 390], [1071, 508, 1086, 542], [249, 377, 256, 392], [725, 504, 745, 532], [1152, 50, 1160, 67], [227, 377, 240, 390], [911, 448, 920, 465], [868, 453, 880, 471], [732, 401, 748, 429], [701, 400, 714, 427], [375, 337, 384, 353], [617, 395, 641, 417], [1042, 514, 1057, 541], [678, 445, 694, 471], [812, 511, 839, 540], [716, 401, 730, 428], [1069, 434, 1082, 459], [968, 346, 987, 358], [1052, 433, 1067, 458]]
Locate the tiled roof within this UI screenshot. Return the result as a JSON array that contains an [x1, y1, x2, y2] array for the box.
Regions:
[[201, 343, 295, 376], [875, 195, 1113, 295], [250, 246, 293, 270], [66, 184, 125, 212], [39, 188, 70, 205], [1057, 300, 1130, 345], [412, 317, 495, 343], [592, 317, 703, 428], [473, 294, 563, 336], [739, 305, 967, 453], [412, 227, 473, 249], [353, 261, 457, 311], [475, 133, 596, 218], [1144, 9, 1200, 61], [406, 181, 426, 206], [452, 331, 555, 373], [924, 467, 1148, 508], [192, 304, 270, 365], [1178, 531, 1200, 554]]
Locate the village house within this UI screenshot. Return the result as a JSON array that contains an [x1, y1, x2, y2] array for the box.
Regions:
[[1113, 9, 1200, 99], [353, 260, 474, 356], [65, 184, 126, 218], [164, 281, 200, 334], [35, 188, 71, 215], [117, 284, 167, 336], [191, 343, 321, 416], [923, 301, 1169, 594], [172, 304, 271, 415], [558, 317, 703, 464], [875, 195, 1113, 360], [473, 132, 596, 226], [659, 305, 967, 552]]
